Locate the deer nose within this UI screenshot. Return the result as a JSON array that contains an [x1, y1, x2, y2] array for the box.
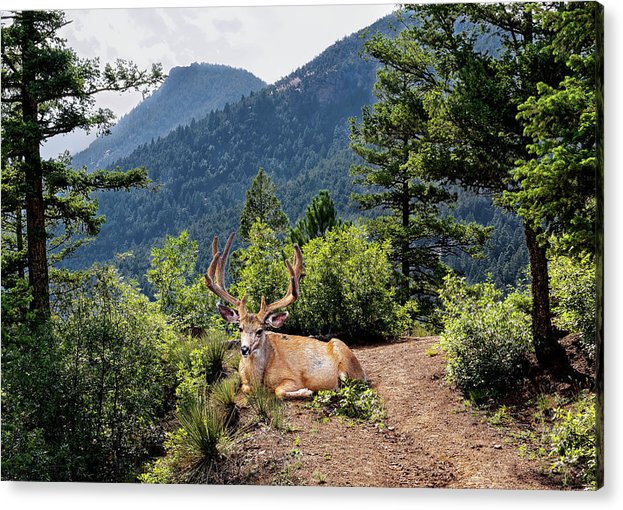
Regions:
[[240, 345, 250, 357]]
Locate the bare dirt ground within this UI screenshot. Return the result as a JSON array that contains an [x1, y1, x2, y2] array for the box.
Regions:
[[233, 336, 568, 489]]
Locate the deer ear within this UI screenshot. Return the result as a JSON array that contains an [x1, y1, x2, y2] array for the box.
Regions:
[[217, 304, 239, 323], [265, 311, 288, 329]]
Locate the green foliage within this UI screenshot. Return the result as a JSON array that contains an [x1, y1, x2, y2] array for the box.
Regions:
[[171, 330, 233, 411], [351, 25, 490, 307], [438, 275, 532, 401], [289, 189, 343, 246], [247, 385, 285, 429], [548, 392, 596, 489], [219, 221, 408, 342], [140, 396, 238, 484], [549, 254, 596, 359], [287, 224, 406, 342], [230, 220, 290, 313], [147, 230, 220, 330], [176, 398, 225, 464], [311, 379, 386, 423], [2, 266, 175, 481], [140, 330, 240, 484], [239, 168, 290, 242], [508, 3, 600, 256]]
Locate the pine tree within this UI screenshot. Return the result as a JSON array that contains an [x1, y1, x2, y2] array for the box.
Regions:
[[239, 167, 289, 242], [350, 27, 489, 310], [1, 10, 163, 316], [509, 3, 601, 258], [289, 190, 342, 246]]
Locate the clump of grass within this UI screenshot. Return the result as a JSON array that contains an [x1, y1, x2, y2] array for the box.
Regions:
[[175, 397, 228, 483], [211, 375, 240, 430], [310, 378, 386, 423], [199, 331, 229, 384], [248, 385, 285, 429], [176, 398, 224, 459]]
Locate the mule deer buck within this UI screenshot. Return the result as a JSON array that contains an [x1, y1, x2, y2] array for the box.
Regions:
[[204, 233, 366, 399]]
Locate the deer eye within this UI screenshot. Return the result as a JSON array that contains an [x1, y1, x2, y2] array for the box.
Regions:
[[256, 329, 264, 337]]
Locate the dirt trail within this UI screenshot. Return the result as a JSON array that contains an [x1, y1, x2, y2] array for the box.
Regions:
[[241, 337, 556, 489]]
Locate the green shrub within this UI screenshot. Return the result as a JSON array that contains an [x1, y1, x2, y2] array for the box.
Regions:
[[438, 275, 532, 401], [232, 222, 405, 342], [52, 267, 176, 481], [310, 379, 386, 423], [548, 392, 596, 489], [147, 230, 221, 330], [287, 224, 405, 342], [549, 254, 596, 359], [173, 330, 233, 410], [2, 267, 175, 482]]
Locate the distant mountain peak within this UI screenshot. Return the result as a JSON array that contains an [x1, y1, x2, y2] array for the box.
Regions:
[[71, 63, 266, 170]]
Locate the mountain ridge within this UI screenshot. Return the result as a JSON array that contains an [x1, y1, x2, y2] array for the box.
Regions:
[[71, 62, 266, 170]]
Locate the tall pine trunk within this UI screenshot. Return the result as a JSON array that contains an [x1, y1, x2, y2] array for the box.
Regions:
[[22, 12, 50, 316], [24, 150, 50, 315], [524, 223, 560, 367]]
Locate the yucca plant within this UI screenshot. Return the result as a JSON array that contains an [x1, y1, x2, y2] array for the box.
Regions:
[[200, 331, 229, 384], [211, 375, 241, 431], [175, 397, 227, 483], [248, 385, 285, 429]]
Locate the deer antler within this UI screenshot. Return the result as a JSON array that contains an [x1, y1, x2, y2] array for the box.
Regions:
[[205, 232, 244, 311], [258, 244, 305, 319]]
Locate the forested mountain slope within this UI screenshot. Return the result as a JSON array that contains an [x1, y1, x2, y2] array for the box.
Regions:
[[71, 63, 266, 170], [67, 14, 527, 289]]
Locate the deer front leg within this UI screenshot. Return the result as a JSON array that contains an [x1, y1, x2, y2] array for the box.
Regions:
[[274, 381, 313, 400]]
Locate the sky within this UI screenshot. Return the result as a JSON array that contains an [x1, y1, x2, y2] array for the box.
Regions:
[[9, 1, 398, 158]]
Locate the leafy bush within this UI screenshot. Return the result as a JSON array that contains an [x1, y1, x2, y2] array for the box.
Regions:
[[549, 254, 596, 359], [548, 392, 596, 489], [288, 224, 405, 342], [53, 267, 175, 481], [147, 230, 220, 330], [311, 379, 386, 423], [438, 275, 532, 401], [2, 267, 176, 482]]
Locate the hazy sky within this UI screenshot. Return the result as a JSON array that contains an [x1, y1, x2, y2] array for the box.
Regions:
[[15, 1, 398, 158]]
